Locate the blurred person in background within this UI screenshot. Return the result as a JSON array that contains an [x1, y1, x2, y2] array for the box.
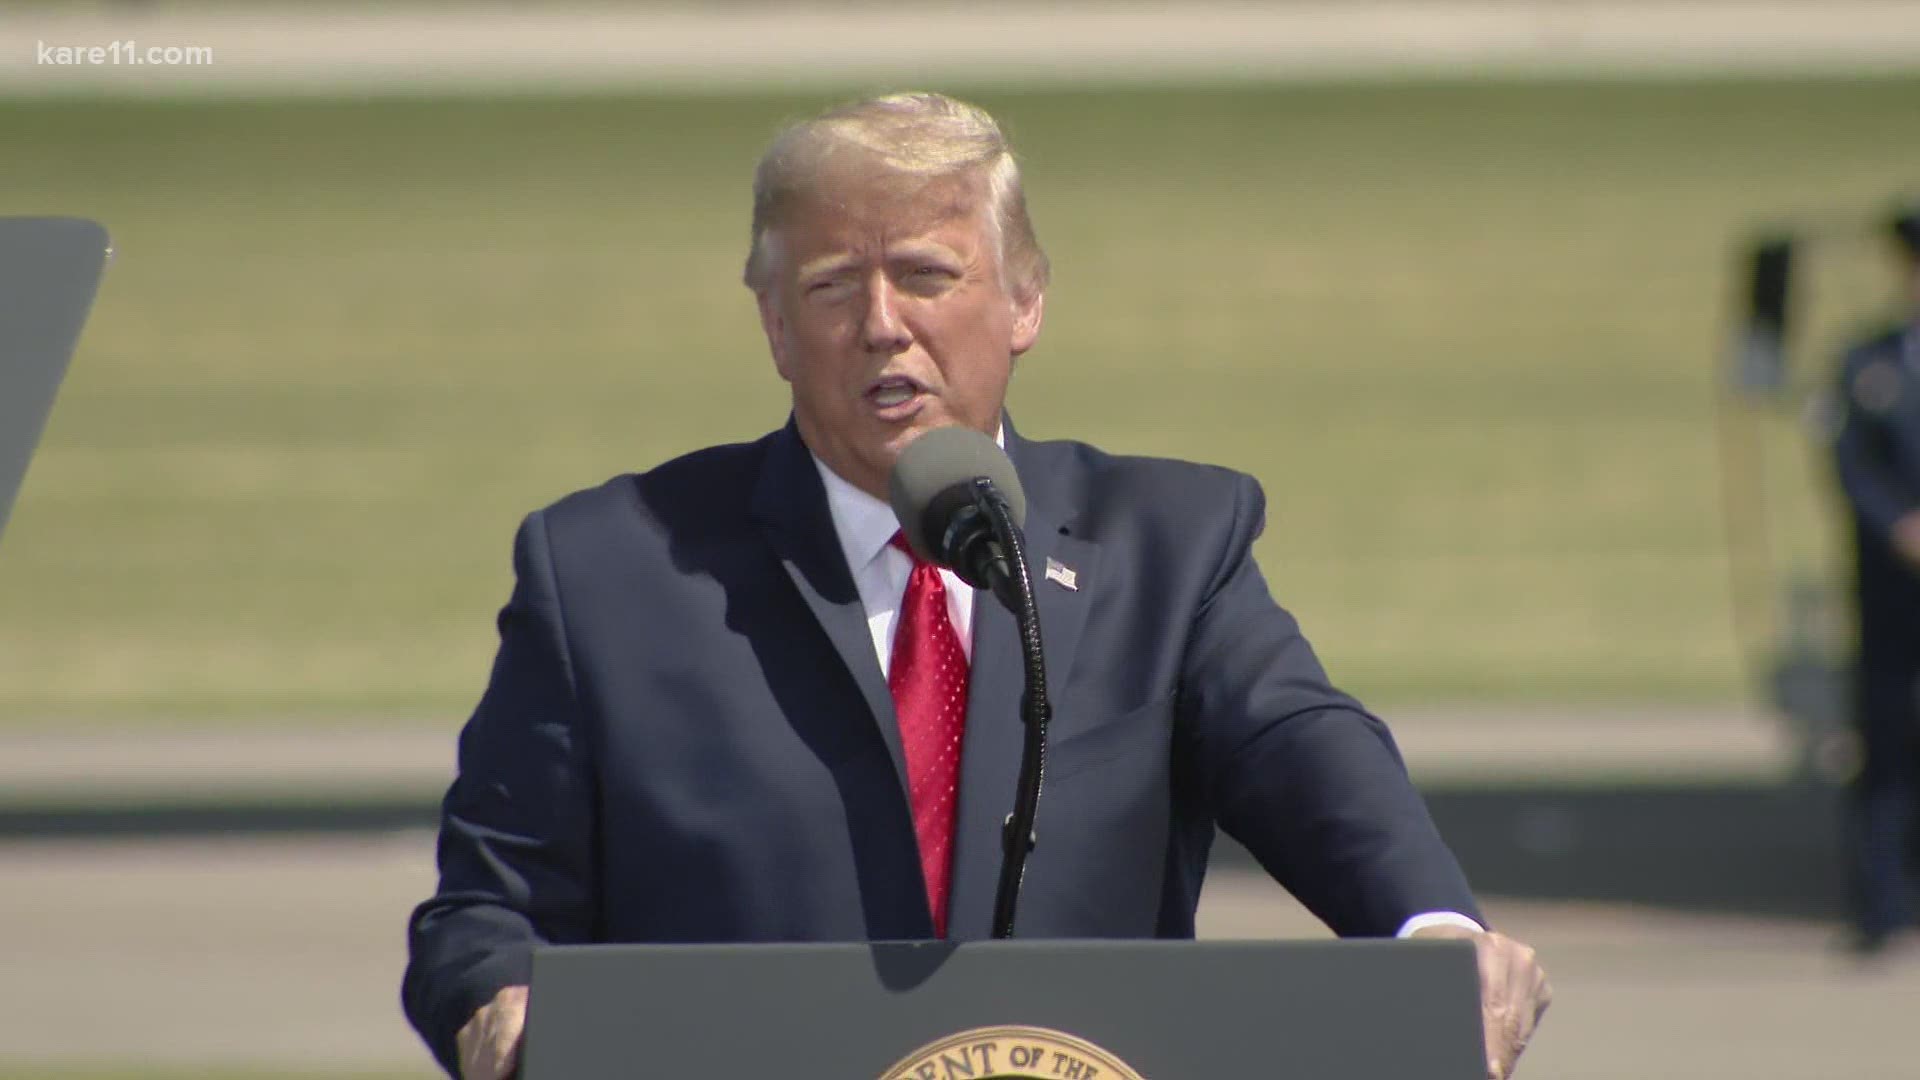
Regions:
[[402, 91, 1550, 1080], [1830, 199, 1920, 956]]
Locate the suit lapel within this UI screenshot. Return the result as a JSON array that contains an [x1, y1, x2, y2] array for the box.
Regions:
[[946, 422, 1100, 938], [750, 422, 910, 795]]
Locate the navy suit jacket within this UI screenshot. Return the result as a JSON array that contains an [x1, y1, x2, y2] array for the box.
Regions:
[[402, 418, 1480, 1074]]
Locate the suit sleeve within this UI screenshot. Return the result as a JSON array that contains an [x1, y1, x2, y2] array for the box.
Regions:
[[1180, 474, 1481, 937], [1832, 344, 1918, 542], [402, 511, 599, 1076]]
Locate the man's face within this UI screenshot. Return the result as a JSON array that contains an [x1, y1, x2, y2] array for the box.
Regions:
[[756, 171, 1043, 498]]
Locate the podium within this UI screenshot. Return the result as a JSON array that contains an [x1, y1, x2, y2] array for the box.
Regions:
[[522, 939, 1485, 1078]]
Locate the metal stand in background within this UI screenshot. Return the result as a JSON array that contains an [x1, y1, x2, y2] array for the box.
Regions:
[[1718, 221, 1886, 783]]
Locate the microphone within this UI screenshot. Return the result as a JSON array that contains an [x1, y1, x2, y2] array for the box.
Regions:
[[889, 425, 1049, 940], [887, 425, 1027, 597]]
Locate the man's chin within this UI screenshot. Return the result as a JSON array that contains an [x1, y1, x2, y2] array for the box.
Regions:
[[884, 410, 987, 456], [823, 410, 991, 493], [883, 411, 945, 445]]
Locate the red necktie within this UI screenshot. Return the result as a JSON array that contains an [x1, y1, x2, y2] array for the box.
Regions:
[[887, 531, 969, 937]]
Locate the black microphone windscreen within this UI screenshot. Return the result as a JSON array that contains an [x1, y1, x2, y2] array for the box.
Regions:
[[888, 426, 1027, 562]]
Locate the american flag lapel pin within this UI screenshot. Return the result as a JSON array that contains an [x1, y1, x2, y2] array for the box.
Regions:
[[1044, 557, 1078, 591]]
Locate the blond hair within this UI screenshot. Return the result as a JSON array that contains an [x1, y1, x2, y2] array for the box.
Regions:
[[742, 91, 1050, 301]]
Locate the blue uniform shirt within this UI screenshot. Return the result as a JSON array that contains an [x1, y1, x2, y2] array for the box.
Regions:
[[1834, 323, 1920, 544]]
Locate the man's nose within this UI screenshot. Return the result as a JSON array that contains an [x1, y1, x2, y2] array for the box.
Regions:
[[861, 275, 911, 354]]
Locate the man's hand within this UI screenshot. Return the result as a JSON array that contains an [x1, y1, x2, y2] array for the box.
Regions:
[[1409, 925, 1551, 1079], [1893, 511, 1920, 571], [456, 984, 529, 1080]]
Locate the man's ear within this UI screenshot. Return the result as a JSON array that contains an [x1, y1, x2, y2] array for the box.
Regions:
[[1010, 289, 1045, 357], [756, 288, 793, 383]]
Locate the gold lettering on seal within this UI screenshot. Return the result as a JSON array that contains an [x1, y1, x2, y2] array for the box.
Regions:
[[879, 1025, 1145, 1080]]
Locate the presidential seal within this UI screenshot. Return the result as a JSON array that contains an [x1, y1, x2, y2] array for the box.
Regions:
[[879, 1025, 1146, 1080]]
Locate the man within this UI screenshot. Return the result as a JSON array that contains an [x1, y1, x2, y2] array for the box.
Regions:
[[1831, 200, 1920, 955], [403, 92, 1550, 1079]]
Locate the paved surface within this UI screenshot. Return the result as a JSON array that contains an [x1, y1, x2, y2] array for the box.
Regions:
[[2, 2, 1918, 96], [0, 727, 460, 808], [1, 832, 1914, 1077]]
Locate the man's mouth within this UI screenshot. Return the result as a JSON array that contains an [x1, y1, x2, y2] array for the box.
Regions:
[[866, 375, 926, 410]]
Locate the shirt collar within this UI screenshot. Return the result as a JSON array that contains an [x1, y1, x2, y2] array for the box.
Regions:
[[814, 458, 900, 575], [810, 424, 1007, 575]]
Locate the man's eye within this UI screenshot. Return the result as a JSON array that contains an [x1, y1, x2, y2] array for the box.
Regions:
[[905, 266, 956, 286]]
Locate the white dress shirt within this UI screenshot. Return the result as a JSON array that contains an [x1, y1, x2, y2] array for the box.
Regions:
[[813, 455, 975, 679], [808, 450, 1480, 941]]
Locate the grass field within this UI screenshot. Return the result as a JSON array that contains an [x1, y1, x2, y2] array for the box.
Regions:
[[3, 79, 1918, 725]]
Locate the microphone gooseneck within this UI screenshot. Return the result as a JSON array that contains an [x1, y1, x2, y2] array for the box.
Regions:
[[887, 426, 1050, 939], [982, 491, 1048, 940]]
